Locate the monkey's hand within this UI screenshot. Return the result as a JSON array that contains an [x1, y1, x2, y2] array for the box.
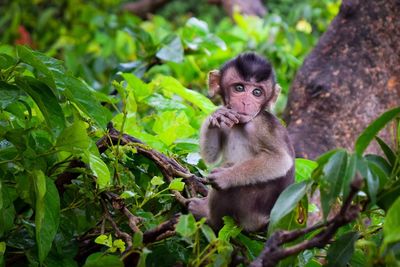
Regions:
[[209, 107, 240, 128], [207, 167, 232, 190], [188, 198, 209, 220]]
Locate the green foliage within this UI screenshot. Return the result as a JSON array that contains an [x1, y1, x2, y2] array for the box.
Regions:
[[1, 1, 400, 266], [0, 0, 340, 115]]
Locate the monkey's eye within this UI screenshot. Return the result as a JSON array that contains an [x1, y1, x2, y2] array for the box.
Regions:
[[252, 88, 263, 97], [234, 84, 245, 92]]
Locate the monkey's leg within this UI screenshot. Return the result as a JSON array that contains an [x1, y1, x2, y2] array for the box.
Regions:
[[188, 197, 209, 220]]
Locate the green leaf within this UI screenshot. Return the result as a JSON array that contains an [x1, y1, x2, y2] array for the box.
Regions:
[[89, 153, 111, 189], [0, 53, 16, 69], [113, 239, 126, 253], [357, 157, 379, 205], [150, 176, 165, 186], [122, 73, 152, 102], [152, 111, 195, 145], [17, 45, 57, 90], [320, 150, 348, 218], [168, 178, 185, 191], [375, 136, 396, 167], [0, 181, 3, 211], [34, 172, 60, 263], [175, 214, 197, 237], [377, 180, 400, 211], [342, 153, 357, 199], [0, 182, 16, 236], [186, 17, 209, 34], [145, 93, 188, 112], [326, 231, 359, 267], [269, 181, 310, 233], [295, 158, 317, 182], [156, 75, 216, 114], [0, 82, 22, 109], [355, 107, 400, 155], [61, 76, 112, 129], [56, 121, 91, 153], [132, 232, 143, 248], [137, 248, 151, 267], [349, 249, 367, 267], [95, 235, 112, 247], [0, 241, 5, 267], [382, 196, 400, 251], [18, 46, 111, 128], [237, 234, 263, 259], [0, 241, 5, 254], [125, 26, 155, 52], [16, 77, 65, 136], [186, 152, 201, 165], [120, 191, 136, 199], [156, 36, 184, 63], [367, 159, 388, 191], [200, 223, 216, 243], [83, 253, 123, 267], [218, 217, 242, 241]]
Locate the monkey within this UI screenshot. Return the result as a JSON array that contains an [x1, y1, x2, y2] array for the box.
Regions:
[[188, 52, 295, 232]]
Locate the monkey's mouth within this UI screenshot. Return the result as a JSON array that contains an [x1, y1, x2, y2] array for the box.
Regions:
[[238, 111, 258, 117]]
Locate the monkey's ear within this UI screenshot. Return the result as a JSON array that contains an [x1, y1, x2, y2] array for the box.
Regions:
[[208, 70, 221, 98], [268, 84, 281, 109]]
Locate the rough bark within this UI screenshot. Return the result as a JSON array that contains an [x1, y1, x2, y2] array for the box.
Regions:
[[284, 0, 400, 159]]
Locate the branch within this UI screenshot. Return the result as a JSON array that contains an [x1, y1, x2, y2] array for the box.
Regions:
[[96, 123, 209, 199], [250, 177, 363, 267], [103, 192, 142, 234], [101, 199, 133, 249], [143, 214, 180, 243]]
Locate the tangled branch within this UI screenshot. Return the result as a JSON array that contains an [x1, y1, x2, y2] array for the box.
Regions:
[[250, 177, 363, 267], [96, 123, 208, 200], [55, 123, 210, 261]]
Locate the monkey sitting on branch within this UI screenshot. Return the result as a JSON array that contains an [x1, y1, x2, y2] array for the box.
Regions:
[[189, 52, 295, 232]]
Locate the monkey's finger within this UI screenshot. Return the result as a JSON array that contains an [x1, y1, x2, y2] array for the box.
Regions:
[[210, 117, 221, 128], [222, 112, 240, 123], [220, 117, 236, 128], [210, 167, 225, 174], [227, 108, 241, 116], [213, 107, 229, 116], [207, 176, 222, 190], [221, 121, 234, 128]]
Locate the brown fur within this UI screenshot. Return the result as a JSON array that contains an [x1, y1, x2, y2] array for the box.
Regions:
[[189, 54, 295, 232]]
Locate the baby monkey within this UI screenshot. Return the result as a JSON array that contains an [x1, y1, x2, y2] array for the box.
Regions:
[[189, 52, 295, 232]]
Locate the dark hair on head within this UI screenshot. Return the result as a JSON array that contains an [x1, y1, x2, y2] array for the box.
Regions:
[[220, 52, 275, 83]]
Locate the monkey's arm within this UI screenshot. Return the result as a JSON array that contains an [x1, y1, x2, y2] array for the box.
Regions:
[[200, 118, 222, 164], [208, 150, 293, 190], [200, 107, 240, 164]]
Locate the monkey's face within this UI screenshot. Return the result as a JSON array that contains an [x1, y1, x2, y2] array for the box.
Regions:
[[227, 82, 267, 116], [221, 68, 273, 122]]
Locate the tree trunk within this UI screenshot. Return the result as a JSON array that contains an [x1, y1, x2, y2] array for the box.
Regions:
[[284, 0, 400, 159], [210, 0, 266, 17], [123, 0, 170, 19], [227, 0, 266, 17]]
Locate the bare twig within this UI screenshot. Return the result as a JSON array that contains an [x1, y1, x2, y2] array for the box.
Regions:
[[143, 214, 180, 243], [101, 199, 133, 249], [103, 192, 142, 233], [250, 177, 363, 267]]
